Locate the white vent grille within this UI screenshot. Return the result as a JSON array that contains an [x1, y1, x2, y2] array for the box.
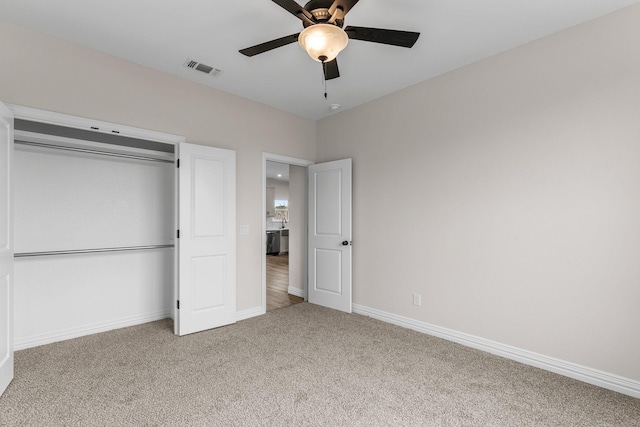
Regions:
[[183, 58, 222, 77]]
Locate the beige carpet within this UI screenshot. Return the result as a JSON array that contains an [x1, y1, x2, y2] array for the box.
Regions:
[[0, 303, 638, 426]]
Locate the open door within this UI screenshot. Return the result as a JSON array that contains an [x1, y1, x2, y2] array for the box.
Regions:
[[308, 159, 352, 313], [0, 101, 14, 396], [176, 142, 236, 336]]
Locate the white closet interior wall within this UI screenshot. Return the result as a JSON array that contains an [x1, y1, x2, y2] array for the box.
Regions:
[[13, 127, 175, 350]]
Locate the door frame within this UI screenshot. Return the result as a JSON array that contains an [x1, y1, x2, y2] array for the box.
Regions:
[[7, 105, 184, 147], [262, 153, 313, 314], [0, 101, 14, 397]]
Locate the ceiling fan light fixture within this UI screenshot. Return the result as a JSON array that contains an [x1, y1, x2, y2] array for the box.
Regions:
[[298, 23, 348, 63]]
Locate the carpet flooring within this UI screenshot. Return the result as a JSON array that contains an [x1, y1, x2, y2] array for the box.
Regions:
[[0, 303, 638, 426]]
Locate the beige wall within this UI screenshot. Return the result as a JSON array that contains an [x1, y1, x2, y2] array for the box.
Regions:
[[317, 5, 640, 381], [288, 165, 307, 293], [0, 19, 316, 312]]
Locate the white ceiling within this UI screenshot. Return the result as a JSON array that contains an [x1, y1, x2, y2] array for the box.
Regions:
[[1, 0, 638, 120], [266, 161, 290, 182]]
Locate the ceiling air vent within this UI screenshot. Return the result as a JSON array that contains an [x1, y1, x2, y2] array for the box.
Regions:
[[183, 58, 222, 77]]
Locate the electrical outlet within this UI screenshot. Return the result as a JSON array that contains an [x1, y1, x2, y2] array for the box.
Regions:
[[413, 293, 422, 306]]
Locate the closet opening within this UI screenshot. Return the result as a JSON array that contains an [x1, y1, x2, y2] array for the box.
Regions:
[[13, 115, 177, 350]]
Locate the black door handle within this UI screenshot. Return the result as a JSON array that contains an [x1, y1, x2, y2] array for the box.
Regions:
[[342, 241, 349, 246]]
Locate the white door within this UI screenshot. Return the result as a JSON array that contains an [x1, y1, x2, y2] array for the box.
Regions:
[[176, 142, 236, 336], [0, 101, 14, 396], [308, 159, 352, 313]]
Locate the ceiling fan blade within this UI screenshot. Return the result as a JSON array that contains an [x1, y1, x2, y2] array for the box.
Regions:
[[328, 0, 360, 17], [323, 58, 340, 80], [239, 33, 300, 57], [272, 0, 314, 23], [344, 26, 420, 48]]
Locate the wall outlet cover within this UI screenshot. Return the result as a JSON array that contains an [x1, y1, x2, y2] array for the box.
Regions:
[[413, 293, 422, 306]]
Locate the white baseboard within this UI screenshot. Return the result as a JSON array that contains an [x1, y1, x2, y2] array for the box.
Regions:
[[236, 306, 264, 322], [15, 307, 266, 350], [288, 286, 305, 298], [14, 310, 171, 351], [352, 304, 640, 399]]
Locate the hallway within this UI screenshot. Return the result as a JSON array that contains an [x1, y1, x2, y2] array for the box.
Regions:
[[266, 254, 303, 311]]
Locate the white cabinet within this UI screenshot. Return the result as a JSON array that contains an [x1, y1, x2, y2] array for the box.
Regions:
[[266, 186, 275, 216]]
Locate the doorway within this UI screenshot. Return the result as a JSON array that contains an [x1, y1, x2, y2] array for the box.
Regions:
[[262, 154, 313, 313]]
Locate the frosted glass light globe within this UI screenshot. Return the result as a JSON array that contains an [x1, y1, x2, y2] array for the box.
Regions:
[[298, 24, 349, 62]]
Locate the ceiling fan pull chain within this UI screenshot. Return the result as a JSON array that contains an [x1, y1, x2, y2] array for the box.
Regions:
[[322, 60, 328, 100]]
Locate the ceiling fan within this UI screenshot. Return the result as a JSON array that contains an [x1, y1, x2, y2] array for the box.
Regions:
[[239, 0, 420, 80]]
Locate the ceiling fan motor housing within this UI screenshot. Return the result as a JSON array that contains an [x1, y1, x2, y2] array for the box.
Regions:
[[303, 0, 345, 28]]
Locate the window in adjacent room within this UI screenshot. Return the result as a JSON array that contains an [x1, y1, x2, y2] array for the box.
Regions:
[[274, 199, 288, 221]]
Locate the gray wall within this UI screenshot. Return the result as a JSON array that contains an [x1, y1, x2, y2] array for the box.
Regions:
[[317, 5, 640, 381]]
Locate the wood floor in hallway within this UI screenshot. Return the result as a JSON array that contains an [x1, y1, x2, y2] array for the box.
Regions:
[[266, 253, 304, 312]]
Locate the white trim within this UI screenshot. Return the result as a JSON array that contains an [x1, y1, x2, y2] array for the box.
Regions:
[[352, 304, 640, 399], [7, 104, 185, 145], [288, 286, 306, 298], [262, 153, 314, 314], [14, 311, 171, 350], [236, 306, 265, 322]]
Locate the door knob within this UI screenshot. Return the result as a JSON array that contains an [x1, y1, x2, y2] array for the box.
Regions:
[[342, 240, 349, 246]]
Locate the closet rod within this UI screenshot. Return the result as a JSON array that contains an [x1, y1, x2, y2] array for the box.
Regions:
[[14, 140, 175, 164], [14, 244, 175, 258]]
